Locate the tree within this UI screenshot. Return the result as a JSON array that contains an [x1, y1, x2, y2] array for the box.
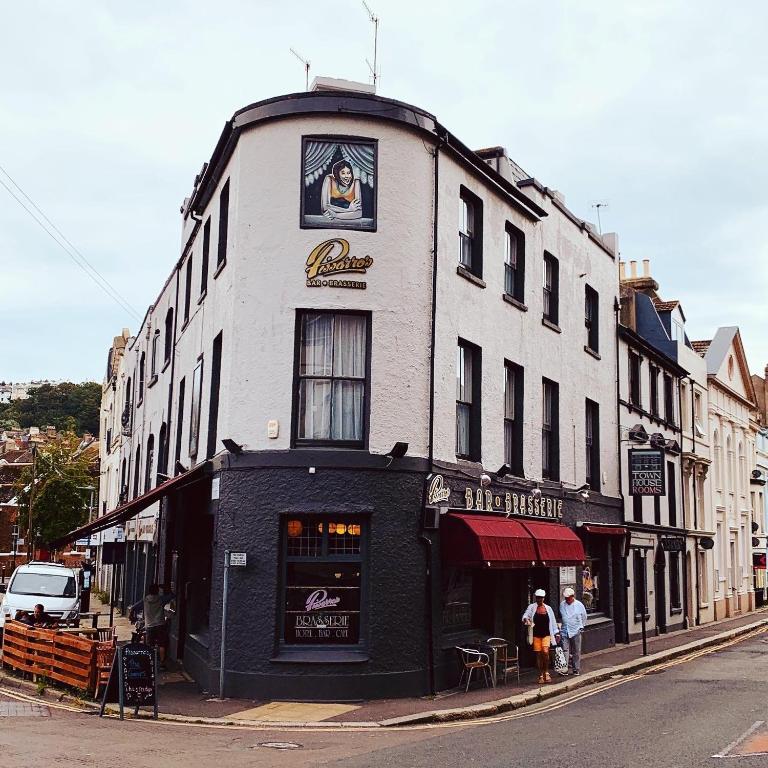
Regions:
[[0, 382, 101, 436], [15, 433, 99, 551]]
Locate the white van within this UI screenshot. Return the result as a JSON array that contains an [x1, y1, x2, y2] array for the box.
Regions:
[[0, 562, 81, 631]]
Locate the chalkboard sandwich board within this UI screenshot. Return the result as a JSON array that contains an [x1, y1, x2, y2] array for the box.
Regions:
[[99, 642, 158, 720]]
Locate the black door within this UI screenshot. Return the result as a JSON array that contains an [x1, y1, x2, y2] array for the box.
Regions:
[[654, 548, 667, 634]]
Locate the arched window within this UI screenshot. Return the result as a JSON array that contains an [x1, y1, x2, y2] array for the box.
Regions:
[[133, 445, 141, 499], [164, 308, 174, 366], [145, 434, 155, 493]]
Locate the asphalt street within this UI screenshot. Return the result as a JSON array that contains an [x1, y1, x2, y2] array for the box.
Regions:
[[1, 631, 767, 768]]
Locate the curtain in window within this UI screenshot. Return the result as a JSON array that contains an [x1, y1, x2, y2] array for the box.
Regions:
[[303, 141, 375, 188], [301, 314, 333, 375], [299, 314, 366, 441], [300, 379, 331, 439], [333, 315, 366, 378]]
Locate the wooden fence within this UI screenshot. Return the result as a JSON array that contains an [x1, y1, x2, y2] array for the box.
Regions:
[[1, 621, 111, 695]]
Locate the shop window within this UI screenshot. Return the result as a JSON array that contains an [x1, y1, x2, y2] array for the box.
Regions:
[[582, 558, 601, 613], [282, 516, 364, 646], [558, 566, 578, 601], [669, 551, 681, 610], [295, 311, 369, 446], [504, 222, 524, 302], [442, 567, 473, 633]]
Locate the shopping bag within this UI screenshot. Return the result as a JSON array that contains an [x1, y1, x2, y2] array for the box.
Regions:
[[526, 623, 534, 646], [553, 644, 568, 675]]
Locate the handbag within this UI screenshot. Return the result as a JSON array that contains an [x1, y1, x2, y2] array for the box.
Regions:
[[526, 622, 534, 646], [553, 643, 568, 675]]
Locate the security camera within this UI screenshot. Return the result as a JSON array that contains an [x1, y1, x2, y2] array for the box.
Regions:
[[480, 473, 492, 488]]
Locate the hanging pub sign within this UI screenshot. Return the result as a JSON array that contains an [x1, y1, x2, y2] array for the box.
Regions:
[[628, 448, 666, 496], [660, 537, 685, 552]]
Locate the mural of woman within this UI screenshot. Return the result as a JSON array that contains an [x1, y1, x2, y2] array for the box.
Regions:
[[321, 160, 363, 221]]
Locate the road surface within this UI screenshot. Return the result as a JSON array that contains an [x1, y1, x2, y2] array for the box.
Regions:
[[1, 631, 767, 767]]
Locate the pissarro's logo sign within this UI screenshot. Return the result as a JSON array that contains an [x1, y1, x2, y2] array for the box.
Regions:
[[305, 238, 373, 290], [427, 474, 451, 505]]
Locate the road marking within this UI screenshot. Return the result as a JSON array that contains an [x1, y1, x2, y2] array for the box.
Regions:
[[713, 721, 765, 758]]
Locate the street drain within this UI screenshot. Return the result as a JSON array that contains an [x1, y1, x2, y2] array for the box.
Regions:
[[256, 742, 303, 750]]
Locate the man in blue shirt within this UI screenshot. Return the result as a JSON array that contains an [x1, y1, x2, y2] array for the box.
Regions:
[[559, 588, 588, 675]]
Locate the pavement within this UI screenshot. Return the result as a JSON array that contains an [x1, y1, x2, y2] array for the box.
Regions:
[[2, 604, 767, 729]]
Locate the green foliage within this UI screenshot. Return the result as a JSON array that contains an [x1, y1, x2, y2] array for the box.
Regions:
[[0, 382, 101, 436], [36, 676, 48, 695], [15, 433, 98, 548]]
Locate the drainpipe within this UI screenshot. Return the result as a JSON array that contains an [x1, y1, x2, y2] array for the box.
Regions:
[[614, 298, 629, 644], [420, 130, 445, 697], [677, 376, 690, 629], [689, 375, 701, 627]]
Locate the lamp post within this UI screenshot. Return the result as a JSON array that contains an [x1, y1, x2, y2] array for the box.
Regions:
[[11, 524, 18, 571], [27, 443, 38, 562]]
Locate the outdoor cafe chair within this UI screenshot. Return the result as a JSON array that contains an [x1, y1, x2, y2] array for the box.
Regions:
[[455, 646, 492, 692], [486, 637, 520, 685], [96, 625, 117, 643]]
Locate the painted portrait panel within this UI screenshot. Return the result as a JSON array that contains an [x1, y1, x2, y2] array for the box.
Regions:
[[301, 136, 377, 231]]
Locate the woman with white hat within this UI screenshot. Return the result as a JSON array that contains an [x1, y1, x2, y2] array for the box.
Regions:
[[522, 589, 560, 684]]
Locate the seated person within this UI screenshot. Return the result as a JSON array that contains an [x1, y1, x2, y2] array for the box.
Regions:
[[30, 603, 58, 628], [15, 610, 34, 626]]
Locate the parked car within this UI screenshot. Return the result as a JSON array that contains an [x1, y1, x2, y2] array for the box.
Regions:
[[0, 562, 81, 634]]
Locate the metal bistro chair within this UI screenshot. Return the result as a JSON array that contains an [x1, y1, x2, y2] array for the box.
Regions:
[[455, 646, 492, 692], [486, 637, 520, 685], [96, 625, 117, 643]]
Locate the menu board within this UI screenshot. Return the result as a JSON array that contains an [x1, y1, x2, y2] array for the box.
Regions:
[[99, 643, 158, 720]]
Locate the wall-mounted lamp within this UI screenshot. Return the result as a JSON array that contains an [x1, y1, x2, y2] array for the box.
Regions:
[[627, 424, 649, 444], [531, 485, 542, 500], [222, 438, 244, 455], [496, 464, 512, 478], [385, 442, 409, 459], [480, 473, 492, 488], [175, 460, 188, 475]]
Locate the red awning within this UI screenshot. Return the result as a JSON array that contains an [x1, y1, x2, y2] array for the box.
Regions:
[[442, 514, 538, 568], [49, 462, 209, 548], [519, 520, 586, 566], [583, 525, 628, 537]]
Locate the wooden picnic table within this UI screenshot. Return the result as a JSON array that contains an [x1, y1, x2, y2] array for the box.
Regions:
[[78, 611, 102, 629]]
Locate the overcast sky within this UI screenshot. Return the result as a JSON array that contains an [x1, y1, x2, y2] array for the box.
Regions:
[[1, 0, 767, 383]]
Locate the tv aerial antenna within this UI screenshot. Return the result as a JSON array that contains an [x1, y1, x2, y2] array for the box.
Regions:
[[362, 1, 380, 87], [591, 200, 609, 234], [289, 47, 311, 91]]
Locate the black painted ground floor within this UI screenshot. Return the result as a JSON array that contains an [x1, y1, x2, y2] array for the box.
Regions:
[[116, 451, 627, 700]]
